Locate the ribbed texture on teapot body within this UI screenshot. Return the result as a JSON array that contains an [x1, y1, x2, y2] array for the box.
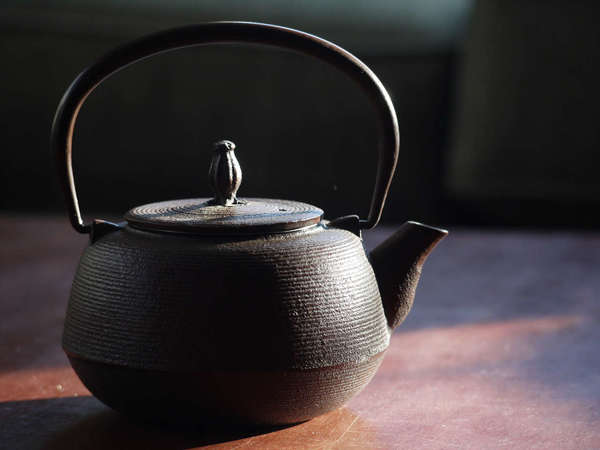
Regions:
[[63, 225, 389, 372]]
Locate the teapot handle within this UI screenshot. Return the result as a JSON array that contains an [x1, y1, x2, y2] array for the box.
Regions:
[[52, 21, 399, 234]]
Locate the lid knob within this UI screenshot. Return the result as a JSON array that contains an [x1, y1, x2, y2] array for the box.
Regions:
[[209, 140, 244, 206]]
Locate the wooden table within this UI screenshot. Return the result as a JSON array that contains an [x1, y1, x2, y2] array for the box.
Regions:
[[1, 216, 599, 449]]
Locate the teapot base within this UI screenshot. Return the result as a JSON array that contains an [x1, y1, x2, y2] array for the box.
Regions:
[[67, 352, 385, 426]]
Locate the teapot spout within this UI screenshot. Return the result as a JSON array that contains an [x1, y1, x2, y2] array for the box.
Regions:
[[370, 221, 447, 330]]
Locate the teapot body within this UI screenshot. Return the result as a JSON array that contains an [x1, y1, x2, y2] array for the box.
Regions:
[[63, 224, 390, 424], [52, 22, 447, 426]]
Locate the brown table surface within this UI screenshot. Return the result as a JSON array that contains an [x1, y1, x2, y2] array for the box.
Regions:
[[1, 216, 599, 449]]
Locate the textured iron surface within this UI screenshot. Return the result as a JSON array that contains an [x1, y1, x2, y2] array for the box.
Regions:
[[125, 198, 323, 234], [63, 225, 389, 372], [69, 352, 385, 425]]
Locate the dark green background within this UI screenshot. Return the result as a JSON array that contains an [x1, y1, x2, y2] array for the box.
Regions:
[[2, 0, 599, 227]]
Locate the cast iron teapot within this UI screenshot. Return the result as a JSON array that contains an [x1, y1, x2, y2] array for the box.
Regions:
[[52, 22, 447, 425]]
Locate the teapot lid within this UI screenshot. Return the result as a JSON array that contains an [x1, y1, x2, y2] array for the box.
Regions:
[[124, 141, 323, 234]]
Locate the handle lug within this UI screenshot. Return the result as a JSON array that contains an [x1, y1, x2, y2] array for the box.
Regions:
[[328, 215, 362, 238], [90, 220, 125, 244]]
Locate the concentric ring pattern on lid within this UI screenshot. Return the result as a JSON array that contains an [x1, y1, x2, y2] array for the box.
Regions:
[[125, 198, 323, 234]]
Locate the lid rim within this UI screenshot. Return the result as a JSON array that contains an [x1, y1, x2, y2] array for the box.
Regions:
[[126, 220, 322, 236]]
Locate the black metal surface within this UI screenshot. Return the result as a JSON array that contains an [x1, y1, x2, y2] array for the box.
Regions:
[[63, 225, 390, 372], [125, 198, 323, 234], [61, 218, 444, 423], [51, 21, 399, 234]]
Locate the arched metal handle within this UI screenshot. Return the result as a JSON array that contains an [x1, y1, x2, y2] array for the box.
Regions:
[[52, 21, 399, 234]]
